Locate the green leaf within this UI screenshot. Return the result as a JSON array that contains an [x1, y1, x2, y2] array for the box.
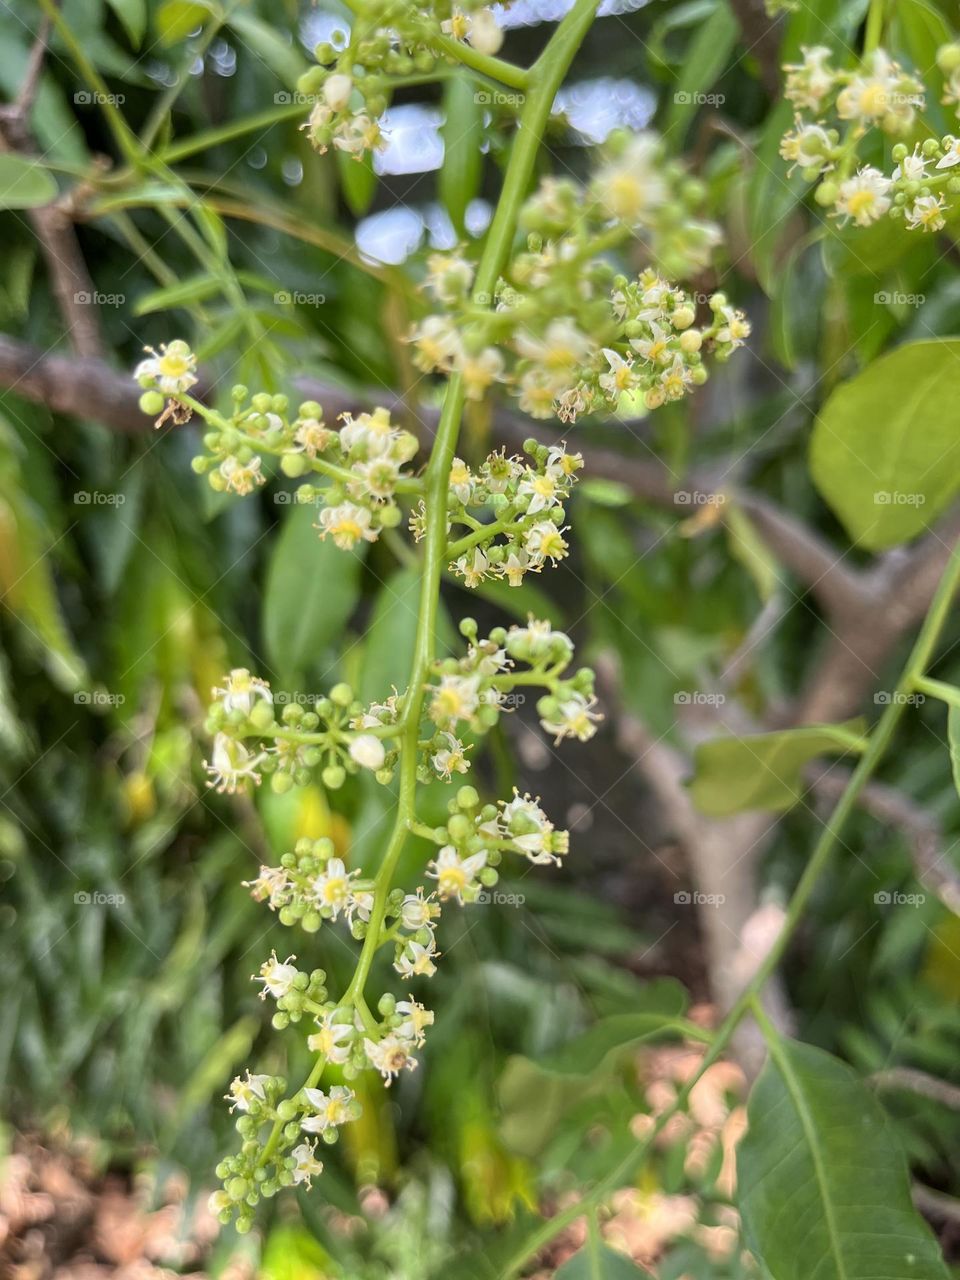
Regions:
[[556, 1244, 648, 1280], [689, 720, 867, 816], [133, 273, 223, 315], [538, 1012, 706, 1075], [809, 340, 960, 550], [105, 0, 147, 46], [155, 0, 211, 45], [0, 155, 57, 210], [440, 74, 484, 235], [336, 147, 377, 218], [227, 13, 307, 88], [263, 502, 364, 685], [725, 503, 779, 602], [664, 1, 738, 145], [948, 704, 960, 803], [738, 1037, 949, 1280]]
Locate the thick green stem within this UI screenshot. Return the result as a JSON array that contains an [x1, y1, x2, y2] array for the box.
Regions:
[[502, 535, 960, 1277]]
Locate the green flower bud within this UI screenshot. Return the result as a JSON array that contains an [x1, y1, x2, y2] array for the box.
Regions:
[[139, 390, 165, 416]]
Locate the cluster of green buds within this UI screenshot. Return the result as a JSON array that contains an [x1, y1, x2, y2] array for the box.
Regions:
[[203, 669, 399, 795], [416, 439, 582, 590], [780, 43, 960, 231], [421, 615, 600, 779], [296, 0, 504, 160], [245, 839, 376, 938], [409, 144, 746, 425], [136, 362, 424, 548], [418, 783, 571, 877]]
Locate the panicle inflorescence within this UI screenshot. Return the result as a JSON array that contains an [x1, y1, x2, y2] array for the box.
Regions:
[[779, 42, 960, 232]]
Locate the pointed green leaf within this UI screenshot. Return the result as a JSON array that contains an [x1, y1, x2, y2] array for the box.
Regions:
[[133, 272, 223, 315], [738, 1037, 949, 1280], [440, 74, 484, 235], [810, 340, 960, 551], [689, 720, 867, 816], [0, 155, 57, 209]]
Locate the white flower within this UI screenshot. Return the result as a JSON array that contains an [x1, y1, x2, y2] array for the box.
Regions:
[[892, 147, 927, 181], [517, 469, 562, 515], [220, 455, 265, 495], [400, 889, 441, 932], [592, 132, 667, 224], [307, 1012, 354, 1063], [936, 135, 960, 169], [312, 857, 359, 919], [430, 673, 481, 726], [630, 321, 673, 366], [525, 521, 569, 564], [317, 501, 379, 549], [225, 1071, 271, 1112], [242, 864, 289, 909], [779, 120, 834, 176], [204, 733, 265, 793], [714, 307, 751, 347], [502, 792, 569, 865], [516, 369, 560, 419], [431, 732, 471, 778], [349, 734, 386, 771], [427, 845, 487, 903], [364, 1032, 418, 1083], [515, 319, 593, 377], [598, 349, 638, 399], [905, 195, 946, 232], [425, 252, 474, 303], [469, 7, 502, 56], [301, 1084, 355, 1132], [784, 45, 836, 112], [453, 547, 491, 588], [339, 406, 395, 454], [501, 549, 532, 587], [395, 937, 439, 979], [212, 668, 273, 716], [448, 457, 475, 504], [323, 73, 353, 112], [347, 888, 374, 925], [291, 1141, 324, 1186], [410, 315, 462, 372], [396, 997, 434, 1046], [834, 167, 892, 225], [293, 415, 332, 457], [254, 951, 299, 1000], [134, 340, 197, 395], [541, 692, 602, 744], [459, 346, 505, 401]]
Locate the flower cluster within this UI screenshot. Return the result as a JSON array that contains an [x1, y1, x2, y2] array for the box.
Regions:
[[203, 670, 399, 795], [421, 615, 600, 778], [245, 839, 375, 938], [780, 43, 960, 231], [409, 138, 746, 425], [296, 1, 504, 160]]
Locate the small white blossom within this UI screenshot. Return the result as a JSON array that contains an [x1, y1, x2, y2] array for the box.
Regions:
[[291, 1141, 324, 1186], [225, 1071, 270, 1113], [212, 668, 273, 716], [302, 1084, 355, 1132], [204, 733, 265, 793], [307, 1012, 354, 1063], [254, 951, 299, 1000], [312, 857, 359, 919], [364, 1032, 418, 1084], [427, 845, 487, 903], [134, 340, 197, 395]]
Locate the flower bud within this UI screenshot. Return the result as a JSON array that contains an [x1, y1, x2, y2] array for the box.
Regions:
[[323, 73, 353, 112], [349, 734, 386, 771]]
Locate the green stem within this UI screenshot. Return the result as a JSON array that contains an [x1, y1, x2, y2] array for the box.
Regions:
[[502, 535, 960, 1277], [156, 103, 307, 165], [431, 34, 530, 91], [911, 674, 960, 710]]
